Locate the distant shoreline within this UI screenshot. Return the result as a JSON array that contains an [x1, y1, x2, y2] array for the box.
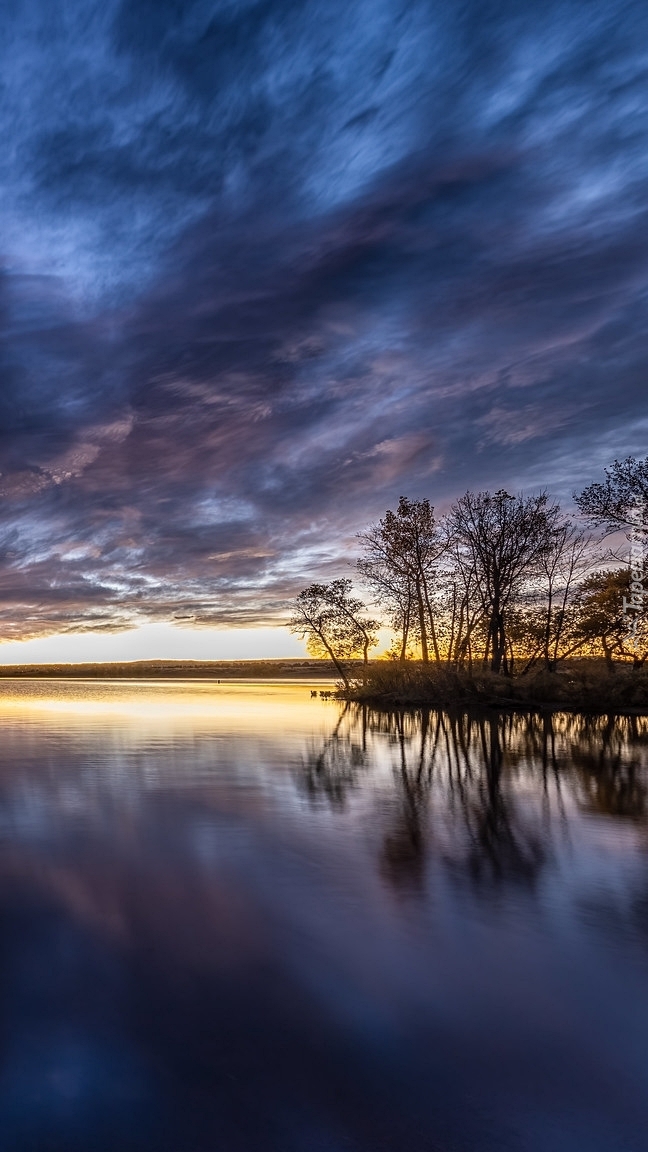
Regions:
[[3, 660, 647, 716], [0, 659, 345, 680]]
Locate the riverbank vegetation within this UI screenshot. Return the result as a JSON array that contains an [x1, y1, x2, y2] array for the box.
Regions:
[[342, 660, 648, 711], [290, 455, 648, 708]]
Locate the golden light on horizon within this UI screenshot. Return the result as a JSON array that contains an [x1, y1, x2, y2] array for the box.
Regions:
[[0, 623, 307, 665], [0, 622, 395, 666], [0, 679, 338, 734]]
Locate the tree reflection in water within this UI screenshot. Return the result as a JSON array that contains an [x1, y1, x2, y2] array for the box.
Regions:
[[296, 703, 368, 809], [298, 705, 648, 894], [0, 689, 645, 1150]]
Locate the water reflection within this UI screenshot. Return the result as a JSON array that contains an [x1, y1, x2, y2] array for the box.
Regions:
[[0, 682, 646, 1151], [300, 704, 648, 889]]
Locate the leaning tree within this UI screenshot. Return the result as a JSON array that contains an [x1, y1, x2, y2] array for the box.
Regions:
[[289, 580, 380, 688]]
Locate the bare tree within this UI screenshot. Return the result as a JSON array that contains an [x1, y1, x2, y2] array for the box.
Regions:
[[356, 554, 413, 661], [440, 536, 487, 669], [289, 580, 380, 688], [317, 578, 380, 665], [358, 497, 445, 662], [447, 489, 561, 674], [533, 521, 595, 671]]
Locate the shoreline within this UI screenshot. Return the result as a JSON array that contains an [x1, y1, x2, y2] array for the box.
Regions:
[[338, 662, 648, 716], [0, 659, 646, 716], [0, 659, 348, 680]]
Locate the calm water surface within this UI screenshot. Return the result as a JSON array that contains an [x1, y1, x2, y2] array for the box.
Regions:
[[0, 680, 647, 1151]]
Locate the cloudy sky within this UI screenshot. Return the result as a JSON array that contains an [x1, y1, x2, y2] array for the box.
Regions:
[[0, 0, 647, 660]]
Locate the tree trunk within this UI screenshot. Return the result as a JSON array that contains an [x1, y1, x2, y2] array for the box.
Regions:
[[317, 632, 349, 688], [448, 586, 458, 666], [602, 638, 615, 674], [416, 579, 429, 662], [400, 600, 411, 662], [543, 588, 553, 671], [452, 618, 461, 667], [362, 638, 369, 686], [489, 615, 499, 673], [422, 579, 441, 662], [489, 608, 506, 674]]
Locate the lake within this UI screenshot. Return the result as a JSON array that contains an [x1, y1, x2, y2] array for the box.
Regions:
[[0, 680, 646, 1151]]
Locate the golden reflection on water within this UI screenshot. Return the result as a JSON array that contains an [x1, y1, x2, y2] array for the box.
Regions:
[[0, 683, 647, 1151], [0, 678, 336, 732]]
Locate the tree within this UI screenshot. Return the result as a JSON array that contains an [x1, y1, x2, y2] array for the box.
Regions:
[[532, 521, 595, 671], [289, 580, 380, 688], [316, 578, 380, 666], [574, 569, 648, 670], [447, 490, 561, 674], [440, 537, 488, 669], [575, 456, 648, 532], [358, 497, 444, 662], [576, 457, 647, 666], [573, 570, 627, 671], [356, 553, 413, 661]]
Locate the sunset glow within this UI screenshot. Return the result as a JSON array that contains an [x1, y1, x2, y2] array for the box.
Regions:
[[1, 8, 647, 1149], [0, 624, 306, 666], [0, 1, 645, 656]]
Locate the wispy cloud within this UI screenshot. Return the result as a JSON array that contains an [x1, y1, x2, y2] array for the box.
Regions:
[[0, 0, 647, 637]]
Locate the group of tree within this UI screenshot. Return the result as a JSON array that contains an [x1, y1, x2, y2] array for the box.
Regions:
[[289, 455, 648, 677]]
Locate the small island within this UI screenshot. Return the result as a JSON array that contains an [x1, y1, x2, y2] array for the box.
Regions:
[[289, 455, 648, 715]]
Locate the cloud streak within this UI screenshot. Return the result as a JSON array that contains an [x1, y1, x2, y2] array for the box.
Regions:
[[0, 0, 647, 638]]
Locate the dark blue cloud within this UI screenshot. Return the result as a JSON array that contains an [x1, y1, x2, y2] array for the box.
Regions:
[[0, 0, 647, 636]]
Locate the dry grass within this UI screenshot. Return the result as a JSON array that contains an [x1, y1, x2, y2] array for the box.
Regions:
[[342, 660, 648, 713]]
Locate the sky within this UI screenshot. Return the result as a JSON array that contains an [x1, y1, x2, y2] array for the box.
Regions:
[[0, 0, 647, 661]]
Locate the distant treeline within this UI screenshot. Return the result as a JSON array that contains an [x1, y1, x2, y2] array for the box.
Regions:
[[290, 455, 648, 687], [0, 660, 341, 680]]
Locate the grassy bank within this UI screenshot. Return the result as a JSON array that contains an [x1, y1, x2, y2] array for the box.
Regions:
[[341, 661, 648, 713]]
